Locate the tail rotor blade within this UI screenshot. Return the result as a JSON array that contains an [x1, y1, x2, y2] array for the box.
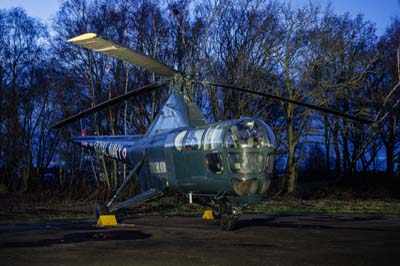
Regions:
[[205, 81, 376, 125]]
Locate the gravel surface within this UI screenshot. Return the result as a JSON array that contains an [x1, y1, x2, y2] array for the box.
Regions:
[[1, 213, 399, 266]]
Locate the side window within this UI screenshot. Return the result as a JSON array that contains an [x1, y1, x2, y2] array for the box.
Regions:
[[204, 126, 223, 150], [205, 153, 224, 174], [174, 130, 187, 151], [184, 129, 205, 150]]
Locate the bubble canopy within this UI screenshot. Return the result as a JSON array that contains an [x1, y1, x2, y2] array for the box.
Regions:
[[223, 119, 275, 175], [170, 118, 276, 195], [173, 118, 276, 153], [224, 119, 276, 149]]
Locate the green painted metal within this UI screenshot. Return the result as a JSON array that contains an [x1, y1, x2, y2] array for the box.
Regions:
[[54, 32, 376, 230], [72, 93, 276, 208]]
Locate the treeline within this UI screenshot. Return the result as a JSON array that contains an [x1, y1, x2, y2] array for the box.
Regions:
[[0, 0, 399, 195]]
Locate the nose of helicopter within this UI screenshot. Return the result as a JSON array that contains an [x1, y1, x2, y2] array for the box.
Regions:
[[232, 178, 271, 196], [224, 118, 275, 197]]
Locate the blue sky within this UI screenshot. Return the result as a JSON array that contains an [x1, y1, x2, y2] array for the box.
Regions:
[[0, 0, 399, 35], [295, 0, 400, 35], [0, 0, 60, 24]]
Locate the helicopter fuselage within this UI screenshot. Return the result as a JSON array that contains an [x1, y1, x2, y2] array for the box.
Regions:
[[75, 117, 276, 206], [54, 32, 376, 230]]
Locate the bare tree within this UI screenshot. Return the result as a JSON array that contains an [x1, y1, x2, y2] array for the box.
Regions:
[[372, 19, 400, 176], [310, 9, 377, 176], [1, 0, 396, 196], [0, 7, 49, 191]]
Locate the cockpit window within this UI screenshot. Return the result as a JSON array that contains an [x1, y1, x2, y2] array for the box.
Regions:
[[205, 153, 224, 174], [174, 130, 187, 151], [258, 120, 276, 148], [228, 152, 264, 174], [204, 125, 224, 150], [225, 120, 267, 148], [184, 129, 205, 150]]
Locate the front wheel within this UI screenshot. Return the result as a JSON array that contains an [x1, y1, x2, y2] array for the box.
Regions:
[[220, 213, 237, 231], [212, 201, 226, 220]]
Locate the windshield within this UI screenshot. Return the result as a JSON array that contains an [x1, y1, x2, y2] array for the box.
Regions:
[[228, 152, 264, 174], [225, 119, 270, 148]]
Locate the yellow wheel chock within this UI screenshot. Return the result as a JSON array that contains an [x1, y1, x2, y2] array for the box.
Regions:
[[202, 209, 214, 220], [97, 215, 118, 226]]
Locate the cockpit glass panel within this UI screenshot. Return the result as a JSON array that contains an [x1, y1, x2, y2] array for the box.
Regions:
[[258, 120, 276, 147], [204, 125, 224, 150], [225, 119, 267, 148], [174, 130, 187, 151], [184, 129, 205, 150], [228, 152, 264, 174]]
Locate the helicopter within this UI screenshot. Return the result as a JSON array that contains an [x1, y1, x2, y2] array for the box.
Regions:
[[52, 33, 377, 230]]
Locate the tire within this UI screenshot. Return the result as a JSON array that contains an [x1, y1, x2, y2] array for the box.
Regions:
[[220, 213, 236, 231], [212, 201, 224, 219], [95, 202, 109, 221]]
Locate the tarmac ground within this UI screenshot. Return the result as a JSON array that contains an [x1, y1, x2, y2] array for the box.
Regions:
[[0, 213, 399, 266]]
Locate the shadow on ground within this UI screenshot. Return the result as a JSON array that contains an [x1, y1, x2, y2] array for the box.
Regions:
[[235, 213, 396, 233], [0, 229, 151, 248]]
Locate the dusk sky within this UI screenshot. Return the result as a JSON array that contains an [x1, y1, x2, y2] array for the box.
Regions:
[[0, 0, 399, 35]]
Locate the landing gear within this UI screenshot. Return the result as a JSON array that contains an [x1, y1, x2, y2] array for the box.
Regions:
[[220, 206, 241, 231], [211, 198, 241, 231], [221, 213, 237, 231], [95, 201, 109, 221], [211, 201, 224, 219]]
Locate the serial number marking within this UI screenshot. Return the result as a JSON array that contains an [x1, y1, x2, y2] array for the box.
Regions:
[[93, 141, 126, 160], [149, 161, 167, 174]]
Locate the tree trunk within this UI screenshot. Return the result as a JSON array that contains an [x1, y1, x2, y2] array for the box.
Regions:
[[324, 115, 331, 172], [286, 103, 297, 193], [0, 65, 3, 186], [342, 121, 351, 175], [386, 144, 394, 176], [101, 157, 110, 192], [333, 122, 341, 174], [387, 115, 397, 176]]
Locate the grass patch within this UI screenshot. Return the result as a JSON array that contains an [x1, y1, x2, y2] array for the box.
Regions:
[[0, 200, 94, 223], [251, 198, 400, 215], [1, 192, 400, 223]]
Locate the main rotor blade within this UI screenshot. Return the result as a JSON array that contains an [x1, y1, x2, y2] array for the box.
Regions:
[[51, 82, 167, 129], [206, 82, 376, 124], [68, 33, 179, 77]]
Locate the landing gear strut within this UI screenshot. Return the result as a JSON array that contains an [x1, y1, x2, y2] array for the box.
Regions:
[[211, 199, 241, 231], [95, 201, 109, 221], [220, 206, 241, 231]]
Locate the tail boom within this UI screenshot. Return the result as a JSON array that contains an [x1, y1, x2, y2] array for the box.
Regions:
[[73, 135, 142, 165]]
